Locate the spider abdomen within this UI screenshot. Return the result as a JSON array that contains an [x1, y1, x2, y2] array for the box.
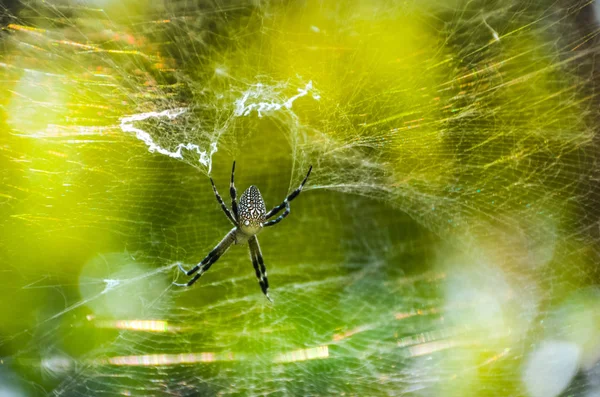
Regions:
[[238, 185, 266, 235]]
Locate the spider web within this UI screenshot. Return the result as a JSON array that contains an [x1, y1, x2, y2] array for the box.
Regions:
[[1, 0, 600, 396]]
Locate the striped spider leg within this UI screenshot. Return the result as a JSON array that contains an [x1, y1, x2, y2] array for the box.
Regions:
[[263, 165, 312, 227]]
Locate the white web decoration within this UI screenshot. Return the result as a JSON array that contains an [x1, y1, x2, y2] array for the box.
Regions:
[[119, 108, 212, 164]]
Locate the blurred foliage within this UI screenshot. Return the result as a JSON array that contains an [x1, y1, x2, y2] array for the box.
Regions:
[[1, 0, 600, 396]]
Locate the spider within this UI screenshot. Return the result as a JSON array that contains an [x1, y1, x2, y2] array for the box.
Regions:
[[174, 161, 312, 302]]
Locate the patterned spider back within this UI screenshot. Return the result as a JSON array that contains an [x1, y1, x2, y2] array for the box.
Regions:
[[239, 185, 266, 231]]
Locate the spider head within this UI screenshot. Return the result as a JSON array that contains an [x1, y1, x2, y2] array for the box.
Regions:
[[238, 185, 266, 234]]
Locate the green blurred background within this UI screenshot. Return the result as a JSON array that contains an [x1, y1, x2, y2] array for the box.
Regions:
[[1, 0, 600, 395]]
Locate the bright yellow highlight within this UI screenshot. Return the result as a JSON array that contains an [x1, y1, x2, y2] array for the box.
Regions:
[[273, 346, 329, 363], [103, 352, 225, 366], [89, 317, 176, 333]]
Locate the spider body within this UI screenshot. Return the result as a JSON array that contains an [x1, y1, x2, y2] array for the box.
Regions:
[[175, 161, 312, 302], [237, 185, 266, 238]]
